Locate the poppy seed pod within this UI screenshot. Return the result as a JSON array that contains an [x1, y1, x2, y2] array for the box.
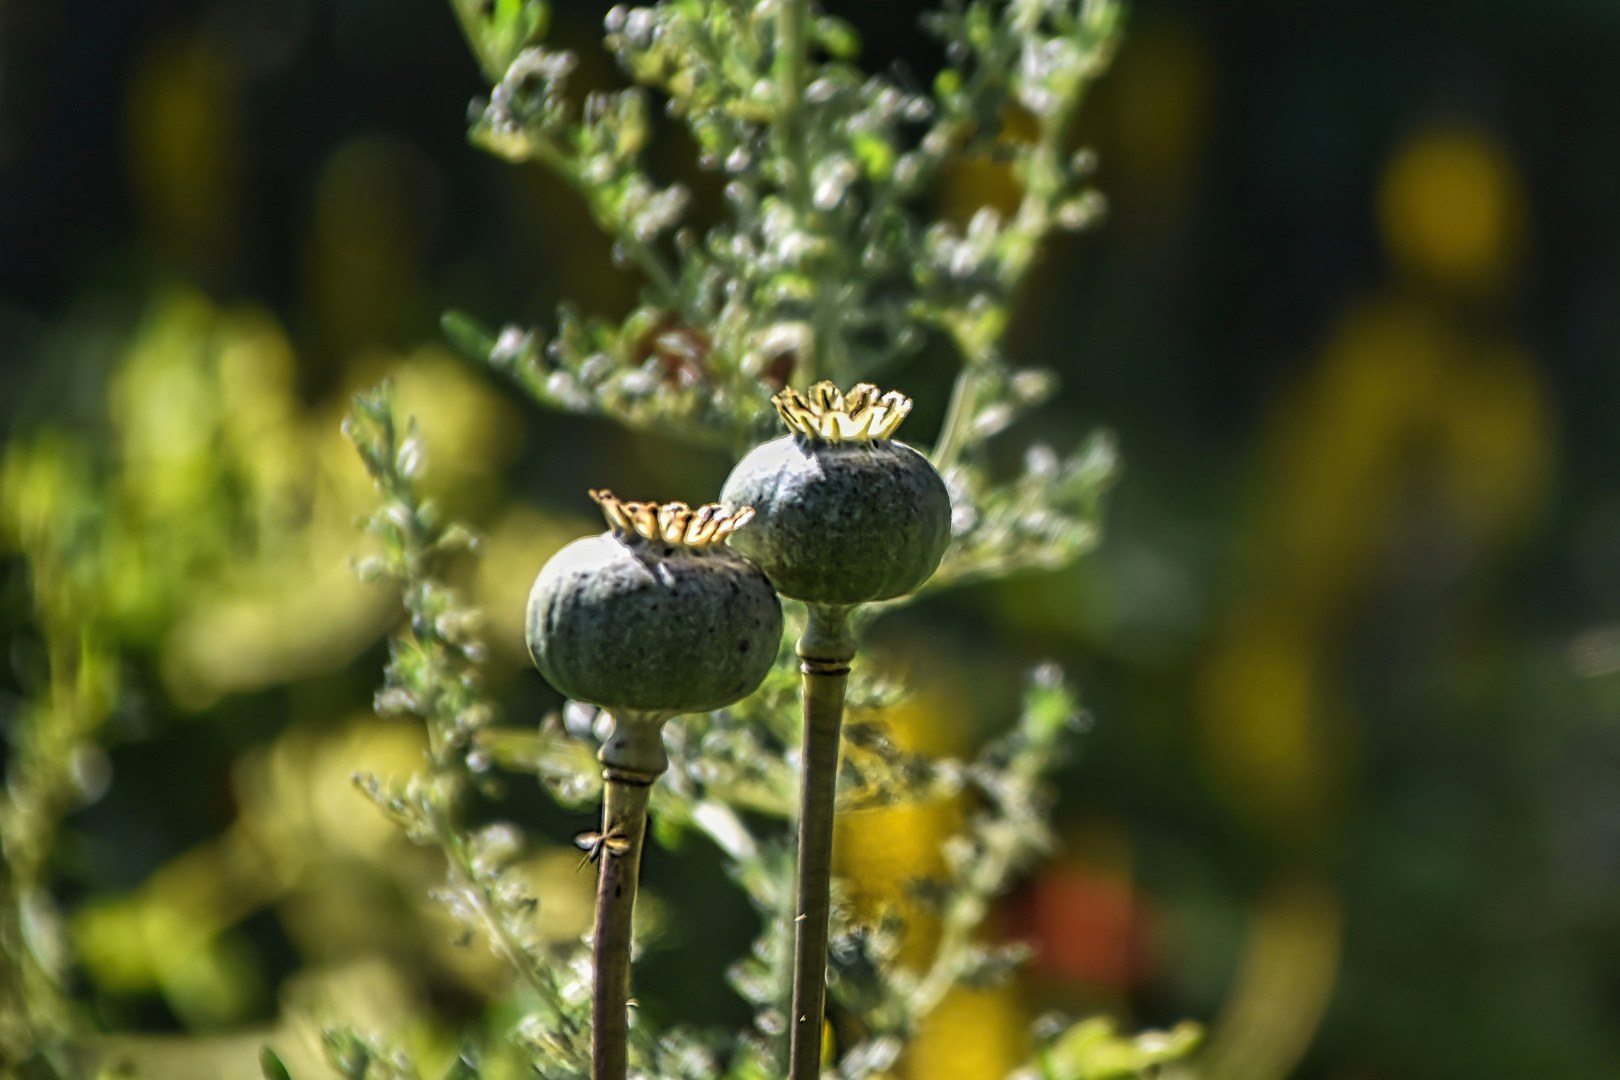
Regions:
[[720, 382, 951, 606], [525, 491, 784, 720]]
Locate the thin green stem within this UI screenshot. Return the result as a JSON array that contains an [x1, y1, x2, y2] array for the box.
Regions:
[[932, 91, 1087, 471], [931, 365, 981, 472], [1000, 107, 1077, 283], [550, 153, 686, 312], [908, 850, 1003, 1018], [447, 0, 503, 81], [592, 774, 653, 1080], [425, 736, 574, 1029], [431, 797, 567, 1016], [356, 394, 588, 1067], [591, 710, 669, 1080], [774, 0, 811, 210], [485, 113, 689, 319], [621, 236, 684, 307], [789, 603, 856, 1080]]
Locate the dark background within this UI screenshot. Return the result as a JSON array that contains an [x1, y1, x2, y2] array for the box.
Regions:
[[5, 1, 1620, 1078]]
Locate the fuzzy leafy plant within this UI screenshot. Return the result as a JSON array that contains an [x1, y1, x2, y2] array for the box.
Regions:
[[339, 391, 1194, 1080], [321, 0, 1202, 1078]]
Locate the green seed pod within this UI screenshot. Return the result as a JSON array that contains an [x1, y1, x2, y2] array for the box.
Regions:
[[526, 491, 784, 718], [720, 382, 951, 606]]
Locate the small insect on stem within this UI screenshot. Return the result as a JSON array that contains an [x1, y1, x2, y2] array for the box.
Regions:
[[574, 828, 632, 870]]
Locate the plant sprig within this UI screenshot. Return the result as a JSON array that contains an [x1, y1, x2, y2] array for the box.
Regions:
[[329, 1, 1205, 1077], [0, 436, 116, 1079], [448, 0, 1121, 479], [344, 387, 594, 1079]]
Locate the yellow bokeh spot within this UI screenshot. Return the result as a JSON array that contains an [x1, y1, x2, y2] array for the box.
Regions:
[[158, 342, 520, 706], [238, 717, 429, 863], [1379, 126, 1525, 292], [370, 345, 524, 509], [834, 682, 974, 967], [111, 289, 226, 524], [473, 505, 594, 661], [307, 135, 439, 359], [1433, 341, 1553, 542], [834, 800, 959, 968], [1107, 22, 1210, 193], [126, 37, 237, 266], [216, 308, 305, 538], [936, 104, 1042, 224], [1258, 300, 1446, 612], [1198, 612, 1349, 833], [1200, 876, 1342, 1080], [901, 985, 1026, 1080], [73, 838, 274, 1029]]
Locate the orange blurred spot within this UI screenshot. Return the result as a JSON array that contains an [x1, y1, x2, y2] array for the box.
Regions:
[[1027, 865, 1146, 987]]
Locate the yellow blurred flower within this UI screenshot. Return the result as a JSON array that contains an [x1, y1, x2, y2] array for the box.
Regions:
[[1379, 125, 1526, 294]]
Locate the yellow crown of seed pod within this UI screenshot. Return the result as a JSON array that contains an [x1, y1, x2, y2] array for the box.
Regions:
[[590, 490, 754, 547], [773, 381, 914, 443]]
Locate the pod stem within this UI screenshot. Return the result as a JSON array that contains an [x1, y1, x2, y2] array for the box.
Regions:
[[789, 603, 856, 1080], [593, 711, 670, 1080]]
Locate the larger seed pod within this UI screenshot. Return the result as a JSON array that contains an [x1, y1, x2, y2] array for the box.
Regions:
[[526, 491, 784, 718], [720, 381, 950, 1080], [720, 382, 951, 605]]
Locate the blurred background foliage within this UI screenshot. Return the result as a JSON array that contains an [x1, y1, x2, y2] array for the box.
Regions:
[[3, 0, 1620, 1078]]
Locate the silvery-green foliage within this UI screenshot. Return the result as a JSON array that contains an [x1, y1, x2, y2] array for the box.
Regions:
[[344, 389, 596, 1080], [341, 395, 1190, 1079], [480, 627, 1115, 1080], [1017, 1014, 1203, 1080], [337, 1, 1199, 1078], [444, 0, 1123, 579], [321, 1028, 425, 1080]]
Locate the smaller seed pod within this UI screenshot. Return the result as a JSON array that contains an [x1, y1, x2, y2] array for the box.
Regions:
[[720, 382, 951, 606], [526, 491, 784, 720]]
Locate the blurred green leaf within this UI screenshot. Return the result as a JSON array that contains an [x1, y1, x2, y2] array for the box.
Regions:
[[441, 310, 496, 364], [1039, 1017, 1202, 1080], [261, 1046, 295, 1080]]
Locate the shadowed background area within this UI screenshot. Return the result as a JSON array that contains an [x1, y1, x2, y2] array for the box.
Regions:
[[4, 0, 1620, 1078]]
